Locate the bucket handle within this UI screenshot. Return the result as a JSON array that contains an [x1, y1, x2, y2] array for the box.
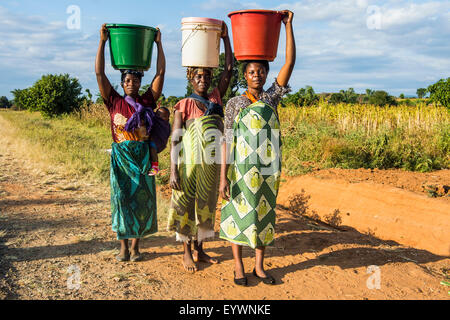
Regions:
[[181, 24, 210, 51]]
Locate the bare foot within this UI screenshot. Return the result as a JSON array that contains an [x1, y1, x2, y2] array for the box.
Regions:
[[183, 252, 198, 273], [194, 250, 219, 264], [234, 263, 245, 280]]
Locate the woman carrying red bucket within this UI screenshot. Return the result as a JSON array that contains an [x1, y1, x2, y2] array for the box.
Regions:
[[219, 10, 296, 286]]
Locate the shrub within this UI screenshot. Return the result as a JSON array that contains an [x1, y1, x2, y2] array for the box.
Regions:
[[339, 88, 358, 104], [11, 74, 83, 118], [283, 86, 319, 107], [0, 96, 12, 108], [427, 78, 450, 108], [11, 88, 38, 111], [328, 92, 344, 104], [367, 90, 397, 106]]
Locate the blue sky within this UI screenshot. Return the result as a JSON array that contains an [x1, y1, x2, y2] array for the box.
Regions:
[[0, 0, 449, 99]]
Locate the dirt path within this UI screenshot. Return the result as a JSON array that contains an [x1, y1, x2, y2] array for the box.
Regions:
[[0, 146, 449, 300]]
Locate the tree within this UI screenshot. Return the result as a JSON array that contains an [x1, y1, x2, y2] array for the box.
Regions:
[[0, 96, 12, 108], [212, 53, 245, 103], [302, 86, 319, 106], [139, 83, 151, 96], [97, 84, 118, 104], [328, 92, 344, 104], [157, 93, 166, 107], [427, 78, 450, 108], [80, 88, 93, 106], [11, 88, 38, 111], [363, 89, 374, 103], [399, 93, 405, 99], [416, 88, 427, 99], [11, 74, 83, 117], [340, 88, 358, 103], [367, 90, 397, 106], [166, 95, 182, 107], [283, 86, 319, 107]]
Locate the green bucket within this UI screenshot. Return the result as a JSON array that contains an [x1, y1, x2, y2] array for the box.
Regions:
[[106, 24, 157, 71]]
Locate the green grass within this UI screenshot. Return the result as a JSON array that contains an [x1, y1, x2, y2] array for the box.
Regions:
[[1, 101, 448, 185], [280, 102, 450, 175], [0, 109, 168, 185], [1, 110, 111, 183]]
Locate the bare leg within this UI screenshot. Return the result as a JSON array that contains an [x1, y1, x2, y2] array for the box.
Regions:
[[119, 239, 128, 255], [231, 243, 245, 279], [182, 240, 197, 273], [193, 240, 218, 264], [130, 238, 140, 256], [148, 144, 159, 176], [254, 246, 268, 278], [150, 146, 158, 163], [116, 239, 130, 261]]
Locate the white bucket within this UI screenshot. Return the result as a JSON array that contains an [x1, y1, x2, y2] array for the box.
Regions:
[[181, 17, 222, 68]]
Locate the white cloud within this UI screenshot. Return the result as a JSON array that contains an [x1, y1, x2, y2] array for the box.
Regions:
[[0, 1, 448, 98], [0, 5, 98, 95], [0, 5, 185, 98], [380, 2, 443, 29], [269, 0, 450, 95]]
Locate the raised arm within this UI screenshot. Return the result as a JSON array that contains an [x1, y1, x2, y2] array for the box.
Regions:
[[150, 29, 166, 101], [95, 23, 113, 101], [276, 11, 296, 87], [217, 22, 233, 99]]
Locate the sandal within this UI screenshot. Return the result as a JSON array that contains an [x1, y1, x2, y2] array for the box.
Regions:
[[130, 253, 142, 262], [252, 268, 275, 285], [234, 272, 248, 286], [115, 251, 130, 262]]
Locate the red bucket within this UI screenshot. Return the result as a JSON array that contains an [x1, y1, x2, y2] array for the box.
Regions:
[[228, 9, 283, 61]]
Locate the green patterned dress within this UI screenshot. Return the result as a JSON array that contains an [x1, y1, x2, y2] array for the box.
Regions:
[[220, 101, 281, 249], [167, 115, 223, 242], [110, 141, 158, 240]]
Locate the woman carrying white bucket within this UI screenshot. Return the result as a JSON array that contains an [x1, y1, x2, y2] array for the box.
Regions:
[[168, 19, 233, 273]]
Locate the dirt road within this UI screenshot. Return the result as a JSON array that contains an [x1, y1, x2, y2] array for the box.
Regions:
[[0, 146, 449, 300]]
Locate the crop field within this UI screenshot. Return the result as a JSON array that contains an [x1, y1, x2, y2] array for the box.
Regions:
[[2, 101, 448, 185]]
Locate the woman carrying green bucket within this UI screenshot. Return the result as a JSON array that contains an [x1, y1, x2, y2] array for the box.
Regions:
[[219, 10, 296, 285], [168, 21, 233, 273], [95, 23, 167, 262]]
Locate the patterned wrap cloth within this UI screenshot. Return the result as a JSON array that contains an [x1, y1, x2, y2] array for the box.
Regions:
[[219, 80, 290, 248], [105, 88, 161, 240], [167, 87, 224, 243], [110, 140, 157, 239]]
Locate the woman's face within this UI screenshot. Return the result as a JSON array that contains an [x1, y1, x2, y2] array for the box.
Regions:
[[191, 69, 212, 96], [245, 63, 268, 91], [122, 74, 141, 97]]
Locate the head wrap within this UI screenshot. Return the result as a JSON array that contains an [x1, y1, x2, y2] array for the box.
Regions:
[[186, 67, 213, 80]]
